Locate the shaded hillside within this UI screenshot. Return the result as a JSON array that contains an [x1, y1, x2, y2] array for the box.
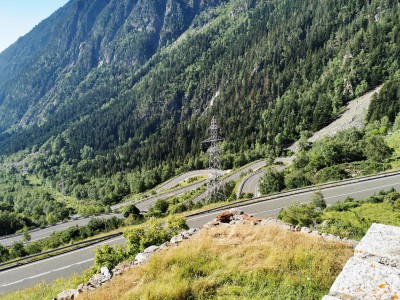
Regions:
[[0, 0, 222, 132], [0, 0, 399, 210]]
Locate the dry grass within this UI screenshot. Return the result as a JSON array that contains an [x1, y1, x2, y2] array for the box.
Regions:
[[79, 224, 353, 300]]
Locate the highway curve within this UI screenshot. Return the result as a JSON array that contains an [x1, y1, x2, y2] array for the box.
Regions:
[[240, 171, 265, 197], [191, 160, 267, 203], [155, 170, 210, 193], [1, 172, 400, 295]]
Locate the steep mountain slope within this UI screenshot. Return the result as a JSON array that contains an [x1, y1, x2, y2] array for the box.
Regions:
[[0, 0, 221, 133], [0, 0, 399, 214]]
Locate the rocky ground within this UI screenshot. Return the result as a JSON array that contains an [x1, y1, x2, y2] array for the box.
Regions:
[[288, 86, 382, 153], [54, 209, 358, 300]]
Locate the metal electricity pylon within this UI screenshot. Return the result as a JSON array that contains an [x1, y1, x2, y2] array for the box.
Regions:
[[202, 116, 225, 202]]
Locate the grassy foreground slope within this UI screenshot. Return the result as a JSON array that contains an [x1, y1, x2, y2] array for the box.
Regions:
[[79, 225, 351, 300]]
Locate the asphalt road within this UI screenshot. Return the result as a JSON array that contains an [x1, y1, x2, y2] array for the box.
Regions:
[[112, 180, 208, 211], [0, 214, 123, 247], [0, 169, 216, 247], [237, 160, 288, 198], [187, 173, 400, 228], [191, 160, 267, 203], [241, 171, 265, 197], [155, 170, 210, 193], [1, 172, 400, 295], [0, 236, 126, 295]]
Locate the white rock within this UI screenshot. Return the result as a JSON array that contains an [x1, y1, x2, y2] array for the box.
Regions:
[[143, 245, 159, 254], [329, 256, 400, 300], [355, 223, 400, 267], [229, 208, 243, 215], [301, 227, 311, 233], [76, 283, 84, 293], [101, 266, 112, 279], [134, 252, 149, 264], [170, 234, 183, 244], [89, 274, 103, 288], [159, 242, 169, 250], [57, 289, 79, 300]]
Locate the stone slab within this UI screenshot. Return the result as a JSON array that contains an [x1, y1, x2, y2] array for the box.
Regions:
[[355, 223, 400, 268], [329, 256, 400, 300]]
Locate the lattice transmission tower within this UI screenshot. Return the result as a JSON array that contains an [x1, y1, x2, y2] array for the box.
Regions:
[[202, 116, 225, 202]]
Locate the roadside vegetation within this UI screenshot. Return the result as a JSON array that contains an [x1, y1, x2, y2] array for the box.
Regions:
[[0, 271, 92, 300], [279, 188, 400, 240], [0, 217, 124, 264], [2, 223, 353, 300], [260, 112, 400, 195], [80, 225, 353, 300]]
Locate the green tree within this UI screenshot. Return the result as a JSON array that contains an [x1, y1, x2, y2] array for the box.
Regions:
[[259, 168, 285, 195], [22, 228, 31, 242], [122, 204, 141, 218], [311, 191, 327, 212], [147, 200, 169, 217], [362, 135, 393, 162]]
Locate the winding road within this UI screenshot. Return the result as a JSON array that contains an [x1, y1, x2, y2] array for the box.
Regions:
[[2, 171, 400, 295], [155, 170, 210, 193], [0, 214, 123, 248], [238, 157, 293, 198], [0, 170, 211, 248], [191, 160, 267, 203], [241, 171, 265, 197]]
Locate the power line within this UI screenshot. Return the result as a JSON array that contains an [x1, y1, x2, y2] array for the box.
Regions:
[[202, 116, 225, 202]]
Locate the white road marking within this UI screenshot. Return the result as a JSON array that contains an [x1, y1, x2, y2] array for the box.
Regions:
[[0, 258, 94, 287], [0, 236, 124, 275], [324, 182, 398, 200], [187, 178, 400, 222]]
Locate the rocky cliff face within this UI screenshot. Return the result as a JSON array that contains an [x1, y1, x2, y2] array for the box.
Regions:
[[0, 0, 222, 132]]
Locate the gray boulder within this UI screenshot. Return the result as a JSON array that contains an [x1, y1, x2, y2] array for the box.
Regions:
[[57, 289, 79, 300], [100, 266, 112, 282], [144, 245, 159, 254], [170, 234, 183, 244], [187, 228, 199, 235], [159, 242, 169, 250], [134, 252, 149, 264], [89, 274, 103, 288], [229, 208, 243, 215]]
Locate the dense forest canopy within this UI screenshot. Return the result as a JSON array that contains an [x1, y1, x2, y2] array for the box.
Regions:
[[0, 0, 399, 234]]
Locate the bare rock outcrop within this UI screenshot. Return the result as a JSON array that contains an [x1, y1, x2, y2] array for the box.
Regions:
[[324, 223, 400, 300]]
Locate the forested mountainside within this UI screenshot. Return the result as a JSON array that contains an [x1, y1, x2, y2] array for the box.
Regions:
[[0, 0, 223, 132], [0, 0, 399, 231]]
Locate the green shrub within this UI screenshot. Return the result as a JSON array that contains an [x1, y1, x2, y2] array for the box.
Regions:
[[122, 204, 141, 218], [285, 170, 312, 189], [326, 197, 360, 212], [311, 191, 326, 211], [315, 166, 349, 183], [124, 216, 188, 259], [278, 202, 320, 227], [94, 244, 127, 271]]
